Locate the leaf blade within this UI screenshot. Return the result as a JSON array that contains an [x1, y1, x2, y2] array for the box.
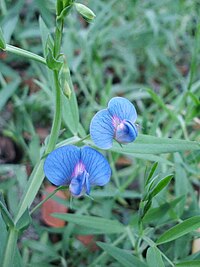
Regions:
[[110, 134, 199, 154], [146, 246, 165, 267], [52, 213, 125, 234], [157, 216, 200, 244], [97, 242, 148, 267]]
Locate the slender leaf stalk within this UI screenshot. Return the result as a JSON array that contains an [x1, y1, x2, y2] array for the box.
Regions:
[[6, 44, 46, 65]]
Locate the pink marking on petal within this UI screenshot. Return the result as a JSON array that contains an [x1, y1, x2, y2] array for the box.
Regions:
[[112, 115, 122, 128], [117, 122, 125, 130], [72, 161, 86, 177]]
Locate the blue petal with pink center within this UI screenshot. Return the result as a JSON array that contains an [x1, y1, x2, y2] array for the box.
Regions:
[[90, 97, 138, 149], [44, 145, 111, 197]]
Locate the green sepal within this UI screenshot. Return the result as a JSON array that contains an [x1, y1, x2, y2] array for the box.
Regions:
[[0, 27, 6, 50], [0, 193, 15, 228], [57, 5, 73, 25], [15, 208, 32, 232], [46, 48, 63, 70]]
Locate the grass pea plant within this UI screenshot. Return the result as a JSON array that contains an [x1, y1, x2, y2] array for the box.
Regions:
[[0, 0, 200, 266]]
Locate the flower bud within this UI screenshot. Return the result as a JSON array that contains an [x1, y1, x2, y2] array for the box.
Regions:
[[75, 3, 96, 23], [63, 80, 71, 98], [60, 64, 72, 99]]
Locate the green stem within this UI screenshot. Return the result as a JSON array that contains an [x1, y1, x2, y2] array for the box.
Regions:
[[6, 44, 46, 65], [14, 69, 62, 223], [30, 186, 66, 215], [108, 151, 120, 188], [45, 70, 62, 153], [2, 228, 18, 267], [126, 226, 136, 248], [14, 15, 64, 223]]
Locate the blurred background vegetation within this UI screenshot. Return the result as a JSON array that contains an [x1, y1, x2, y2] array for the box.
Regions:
[[0, 0, 200, 266]]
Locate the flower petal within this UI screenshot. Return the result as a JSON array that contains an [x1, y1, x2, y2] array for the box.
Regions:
[[69, 172, 85, 196], [81, 146, 111, 186], [90, 109, 114, 149], [115, 120, 138, 143], [69, 171, 90, 196], [44, 145, 80, 186], [108, 97, 137, 123]]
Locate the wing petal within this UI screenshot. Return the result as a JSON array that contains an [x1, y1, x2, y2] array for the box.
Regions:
[[81, 146, 111, 186], [44, 145, 80, 186], [90, 109, 114, 149]]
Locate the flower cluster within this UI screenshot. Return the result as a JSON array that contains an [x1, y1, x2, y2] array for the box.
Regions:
[[44, 97, 138, 197]]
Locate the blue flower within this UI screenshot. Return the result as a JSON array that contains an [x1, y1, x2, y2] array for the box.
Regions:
[[90, 97, 138, 149], [43, 145, 111, 197]]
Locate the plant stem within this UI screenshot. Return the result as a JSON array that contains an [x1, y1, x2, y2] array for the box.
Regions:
[[6, 44, 46, 65], [30, 186, 66, 215], [1, 228, 18, 267], [45, 70, 62, 153], [15, 14, 64, 224], [3, 4, 67, 267]]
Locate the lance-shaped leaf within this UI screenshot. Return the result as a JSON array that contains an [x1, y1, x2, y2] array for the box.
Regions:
[[157, 216, 200, 244]]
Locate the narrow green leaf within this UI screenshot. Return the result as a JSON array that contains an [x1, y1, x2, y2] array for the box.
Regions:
[[149, 174, 173, 199], [157, 216, 200, 244], [16, 209, 32, 231], [39, 16, 52, 57], [143, 196, 185, 223], [126, 153, 173, 165], [141, 200, 152, 219], [175, 260, 200, 267], [0, 78, 20, 111], [52, 213, 125, 234], [145, 162, 158, 186], [147, 246, 165, 267], [0, 27, 6, 50], [110, 134, 200, 154], [0, 193, 14, 228], [97, 242, 148, 267]]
